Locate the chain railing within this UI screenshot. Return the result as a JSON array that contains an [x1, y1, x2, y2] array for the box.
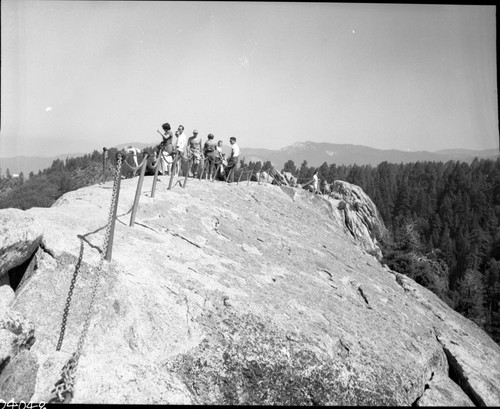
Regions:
[[167, 151, 182, 190], [102, 148, 109, 183], [49, 153, 124, 404], [151, 147, 171, 198], [198, 156, 210, 181], [212, 157, 223, 183], [49, 141, 326, 403], [236, 166, 254, 186], [167, 151, 195, 190], [182, 154, 193, 189], [122, 152, 149, 227]]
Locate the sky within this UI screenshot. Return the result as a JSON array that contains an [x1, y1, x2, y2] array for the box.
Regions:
[[1, 1, 498, 158]]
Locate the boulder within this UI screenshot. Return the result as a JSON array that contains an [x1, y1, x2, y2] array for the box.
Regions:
[[415, 372, 474, 406], [328, 180, 387, 259], [0, 350, 39, 402], [0, 208, 43, 281], [0, 304, 36, 380], [0, 285, 15, 309], [0, 177, 498, 405], [282, 171, 297, 187]]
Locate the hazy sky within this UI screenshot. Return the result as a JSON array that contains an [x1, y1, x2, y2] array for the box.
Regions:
[[1, 1, 498, 158]]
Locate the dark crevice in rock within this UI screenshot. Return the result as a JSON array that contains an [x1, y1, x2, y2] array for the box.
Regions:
[[0, 356, 11, 375], [167, 230, 203, 249], [357, 286, 372, 309], [433, 331, 485, 407], [132, 221, 162, 236], [411, 372, 433, 406], [441, 346, 484, 407], [8, 249, 37, 292], [39, 241, 55, 259], [338, 339, 350, 359], [215, 229, 230, 240]]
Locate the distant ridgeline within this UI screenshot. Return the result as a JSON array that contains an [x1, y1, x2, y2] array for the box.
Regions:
[[0, 148, 500, 346]]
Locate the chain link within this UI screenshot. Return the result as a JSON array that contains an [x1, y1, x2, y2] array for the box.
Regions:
[[50, 154, 123, 403], [55, 243, 83, 351]]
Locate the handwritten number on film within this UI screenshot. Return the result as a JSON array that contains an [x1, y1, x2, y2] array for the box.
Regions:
[[0, 400, 46, 409]]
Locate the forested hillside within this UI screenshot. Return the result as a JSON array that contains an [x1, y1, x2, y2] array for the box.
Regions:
[[0, 148, 129, 210], [1, 150, 499, 345]]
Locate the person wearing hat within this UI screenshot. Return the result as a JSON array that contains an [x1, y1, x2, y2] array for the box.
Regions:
[[203, 133, 217, 181], [188, 129, 203, 177]]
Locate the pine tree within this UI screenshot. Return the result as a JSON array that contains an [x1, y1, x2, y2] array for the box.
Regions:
[[455, 269, 487, 327], [283, 160, 297, 175]]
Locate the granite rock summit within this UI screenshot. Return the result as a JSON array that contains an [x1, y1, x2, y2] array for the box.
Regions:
[[0, 176, 499, 405]]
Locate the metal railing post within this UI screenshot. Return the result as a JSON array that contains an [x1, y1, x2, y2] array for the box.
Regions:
[[129, 153, 148, 227], [226, 166, 235, 183], [183, 157, 191, 188], [237, 168, 246, 184], [168, 152, 180, 190], [247, 170, 253, 186], [102, 148, 108, 183], [105, 153, 123, 262], [198, 157, 208, 181], [151, 151, 161, 198]]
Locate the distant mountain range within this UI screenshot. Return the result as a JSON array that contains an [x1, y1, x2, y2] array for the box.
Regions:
[[1, 141, 498, 176], [241, 142, 499, 170], [0, 153, 87, 177]]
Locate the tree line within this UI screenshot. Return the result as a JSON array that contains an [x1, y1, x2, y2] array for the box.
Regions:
[[0, 149, 125, 210], [1, 151, 500, 345]]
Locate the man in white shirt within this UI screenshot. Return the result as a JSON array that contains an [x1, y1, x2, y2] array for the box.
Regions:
[[226, 137, 240, 182], [174, 125, 188, 176], [176, 125, 187, 154]]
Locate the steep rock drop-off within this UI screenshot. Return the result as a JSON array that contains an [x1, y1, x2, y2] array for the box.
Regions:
[[0, 177, 499, 405]]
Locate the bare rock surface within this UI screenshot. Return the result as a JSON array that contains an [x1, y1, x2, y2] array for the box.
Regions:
[[0, 176, 499, 404]]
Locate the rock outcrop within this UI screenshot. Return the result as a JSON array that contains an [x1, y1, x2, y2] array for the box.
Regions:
[[0, 285, 37, 401], [0, 209, 43, 288], [327, 180, 387, 260], [0, 176, 499, 405]]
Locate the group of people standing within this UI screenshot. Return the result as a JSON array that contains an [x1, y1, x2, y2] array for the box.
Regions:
[[157, 123, 240, 182]]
